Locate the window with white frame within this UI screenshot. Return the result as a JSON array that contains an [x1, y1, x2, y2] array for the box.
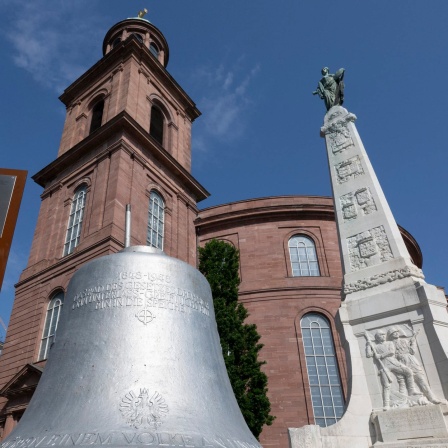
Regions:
[[63, 185, 87, 256], [38, 291, 64, 361], [147, 190, 164, 249], [288, 235, 320, 276], [301, 313, 345, 427]]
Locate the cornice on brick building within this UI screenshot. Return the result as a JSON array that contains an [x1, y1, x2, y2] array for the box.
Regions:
[[32, 111, 209, 203]]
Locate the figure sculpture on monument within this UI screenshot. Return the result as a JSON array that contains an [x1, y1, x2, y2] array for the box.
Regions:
[[365, 330, 418, 409], [388, 326, 442, 405], [313, 67, 345, 111]]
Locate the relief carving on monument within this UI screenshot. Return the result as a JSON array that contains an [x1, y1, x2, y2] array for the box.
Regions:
[[344, 265, 425, 294], [340, 187, 377, 221], [347, 226, 393, 271], [320, 108, 356, 137], [335, 156, 364, 184], [327, 122, 354, 155], [364, 325, 443, 410]]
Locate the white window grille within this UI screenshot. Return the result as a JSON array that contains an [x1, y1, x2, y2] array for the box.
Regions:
[[147, 190, 164, 249], [301, 313, 345, 427], [63, 185, 87, 256], [288, 235, 320, 276], [38, 292, 64, 361]]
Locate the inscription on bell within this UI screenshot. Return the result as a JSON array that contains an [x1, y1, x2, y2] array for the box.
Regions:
[[71, 272, 210, 319], [1, 433, 262, 448]]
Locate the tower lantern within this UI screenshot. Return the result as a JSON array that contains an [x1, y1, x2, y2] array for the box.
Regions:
[[103, 17, 169, 67]]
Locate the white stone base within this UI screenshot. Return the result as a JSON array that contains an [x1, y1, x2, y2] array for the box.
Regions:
[[371, 404, 448, 444], [372, 439, 448, 447], [288, 282, 448, 448]]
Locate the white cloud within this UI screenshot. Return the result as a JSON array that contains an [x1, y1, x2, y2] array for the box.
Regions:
[[223, 72, 234, 90], [191, 59, 260, 154], [4, 0, 103, 91]]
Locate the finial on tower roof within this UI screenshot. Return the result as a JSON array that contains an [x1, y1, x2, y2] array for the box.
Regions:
[[138, 8, 148, 18]]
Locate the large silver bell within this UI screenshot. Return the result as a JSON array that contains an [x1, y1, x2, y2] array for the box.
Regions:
[[2, 247, 261, 448]]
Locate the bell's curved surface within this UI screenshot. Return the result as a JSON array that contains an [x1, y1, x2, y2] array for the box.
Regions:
[[2, 247, 262, 448]]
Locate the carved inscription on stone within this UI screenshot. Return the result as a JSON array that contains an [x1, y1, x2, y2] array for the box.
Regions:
[[1, 432, 261, 448], [371, 404, 448, 444], [120, 389, 168, 429], [71, 271, 210, 320], [340, 187, 377, 221], [327, 122, 354, 154], [347, 226, 393, 271], [378, 406, 439, 430], [398, 445, 448, 448], [335, 156, 364, 184]]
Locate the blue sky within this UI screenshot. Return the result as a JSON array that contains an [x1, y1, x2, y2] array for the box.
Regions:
[[1, 1, 447, 333]]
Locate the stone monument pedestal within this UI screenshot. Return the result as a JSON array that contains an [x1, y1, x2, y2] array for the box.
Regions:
[[370, 405, 448, 446]]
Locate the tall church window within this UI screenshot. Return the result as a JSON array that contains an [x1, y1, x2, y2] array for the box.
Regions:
[[288, 235, 320, 276], [63, 185, 87, 256], [150, 106, 164, 145], [301, 313, 344, 427], [89, 99, 104, 134], [147, 190, 164, 249], [38, 291, 64, 361]]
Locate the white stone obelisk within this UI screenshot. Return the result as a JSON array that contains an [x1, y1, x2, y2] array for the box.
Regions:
[[320, 107, 424, 299], [289, 106, 448, 448]]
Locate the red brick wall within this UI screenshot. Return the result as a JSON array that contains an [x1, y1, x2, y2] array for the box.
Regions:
[[57, 38, 197, 173], [196, 196, 347, 448]]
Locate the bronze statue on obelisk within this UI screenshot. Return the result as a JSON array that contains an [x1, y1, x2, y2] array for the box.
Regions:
[[312, 67, 345, 111]]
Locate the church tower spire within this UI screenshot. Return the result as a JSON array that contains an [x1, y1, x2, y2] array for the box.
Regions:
[[0, 15, 208, 437]]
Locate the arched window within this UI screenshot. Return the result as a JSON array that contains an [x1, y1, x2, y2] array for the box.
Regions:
[[150, 42, 159, 58], [63, 185, 87, 256], [147, 190, 165, 250], [112, 36, 122, 48], [130, 33, 143, 43], [89, 99, 104, 134], [301, 313, 344, 427], [150, 105, 164, 145], [288, 235, 320, 276], [38, 291, 64, 361]]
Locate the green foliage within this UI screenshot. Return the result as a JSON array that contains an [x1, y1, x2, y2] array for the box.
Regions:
[[198, 239, 275, 438]]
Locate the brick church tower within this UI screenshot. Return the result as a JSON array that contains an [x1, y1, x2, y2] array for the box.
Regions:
[[0, 16, 208, 437]]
